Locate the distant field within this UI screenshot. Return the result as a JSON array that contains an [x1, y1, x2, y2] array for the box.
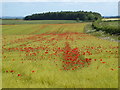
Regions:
[[2, 23, 85, 35], [1, 20, 79, 25], [2, 23, 118, 88], [102, 18, 120, 21]]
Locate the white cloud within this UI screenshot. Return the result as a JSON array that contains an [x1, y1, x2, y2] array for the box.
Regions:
[[1, 0, 120, 2]]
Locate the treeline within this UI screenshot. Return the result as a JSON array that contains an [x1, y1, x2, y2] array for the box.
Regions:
[[103, 16, 120, 18], [24, 11, 102, 21], [92, 21, 120, 35]]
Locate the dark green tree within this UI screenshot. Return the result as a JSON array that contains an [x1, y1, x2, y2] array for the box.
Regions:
[[24, 11, 102, 21]]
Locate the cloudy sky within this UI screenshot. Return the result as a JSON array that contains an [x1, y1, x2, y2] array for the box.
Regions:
[[1, 0, 119, 17]]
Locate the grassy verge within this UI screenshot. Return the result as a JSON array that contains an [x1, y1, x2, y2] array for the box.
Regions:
[[84, 22, 120, 42], [92, 21, 119, 35]]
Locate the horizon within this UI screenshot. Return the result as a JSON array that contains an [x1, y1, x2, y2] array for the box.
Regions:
[[1, 2, 118, 17]]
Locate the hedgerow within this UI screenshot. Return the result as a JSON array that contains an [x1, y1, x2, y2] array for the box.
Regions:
[[92, 21, 120, 35]]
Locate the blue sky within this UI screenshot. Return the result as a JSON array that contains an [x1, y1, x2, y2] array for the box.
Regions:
[[2, 2, 118, 17]]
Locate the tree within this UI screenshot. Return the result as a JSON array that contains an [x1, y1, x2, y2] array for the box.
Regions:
[[76, 17, 80, 22], [24, 11, 102, 21]]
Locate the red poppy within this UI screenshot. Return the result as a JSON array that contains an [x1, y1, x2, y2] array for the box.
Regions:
[[18, 74, 21, 76], [94, 59, 96, 61], [32, 70, 35, 72], [10, 70, 14, 73], [72, 68, 75, 70], [45, 52, 48, 54], [111, 68, 115, 71], [100, 59, 102, 61]]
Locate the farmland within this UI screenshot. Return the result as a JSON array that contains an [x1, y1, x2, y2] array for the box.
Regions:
[[1, 20, 79, 25], [102, 18, 120, 21], [2, 21, 119, 88]]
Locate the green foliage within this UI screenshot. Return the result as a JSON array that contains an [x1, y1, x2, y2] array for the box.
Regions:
[[24, 11, 102, 21], [92, 21, 120, 35], [76, 18, 80, 22], [84, 23, 119, 42]]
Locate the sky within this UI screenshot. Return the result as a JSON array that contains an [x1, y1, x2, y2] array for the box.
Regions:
[[1, 0, 120, 2], [1, 0, 119, 17]]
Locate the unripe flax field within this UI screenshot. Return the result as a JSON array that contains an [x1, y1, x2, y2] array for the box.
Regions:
[[2, 23, 119, 88]]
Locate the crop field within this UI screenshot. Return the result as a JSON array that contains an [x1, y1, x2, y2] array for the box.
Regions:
[[102, 18, 120, 21], [1, 20, 78, 25], [2, 22, 119, 88]]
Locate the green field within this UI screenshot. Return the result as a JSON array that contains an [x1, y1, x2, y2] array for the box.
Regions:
[[2, 21, 118, 88], [1, 20, 79, 25]]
